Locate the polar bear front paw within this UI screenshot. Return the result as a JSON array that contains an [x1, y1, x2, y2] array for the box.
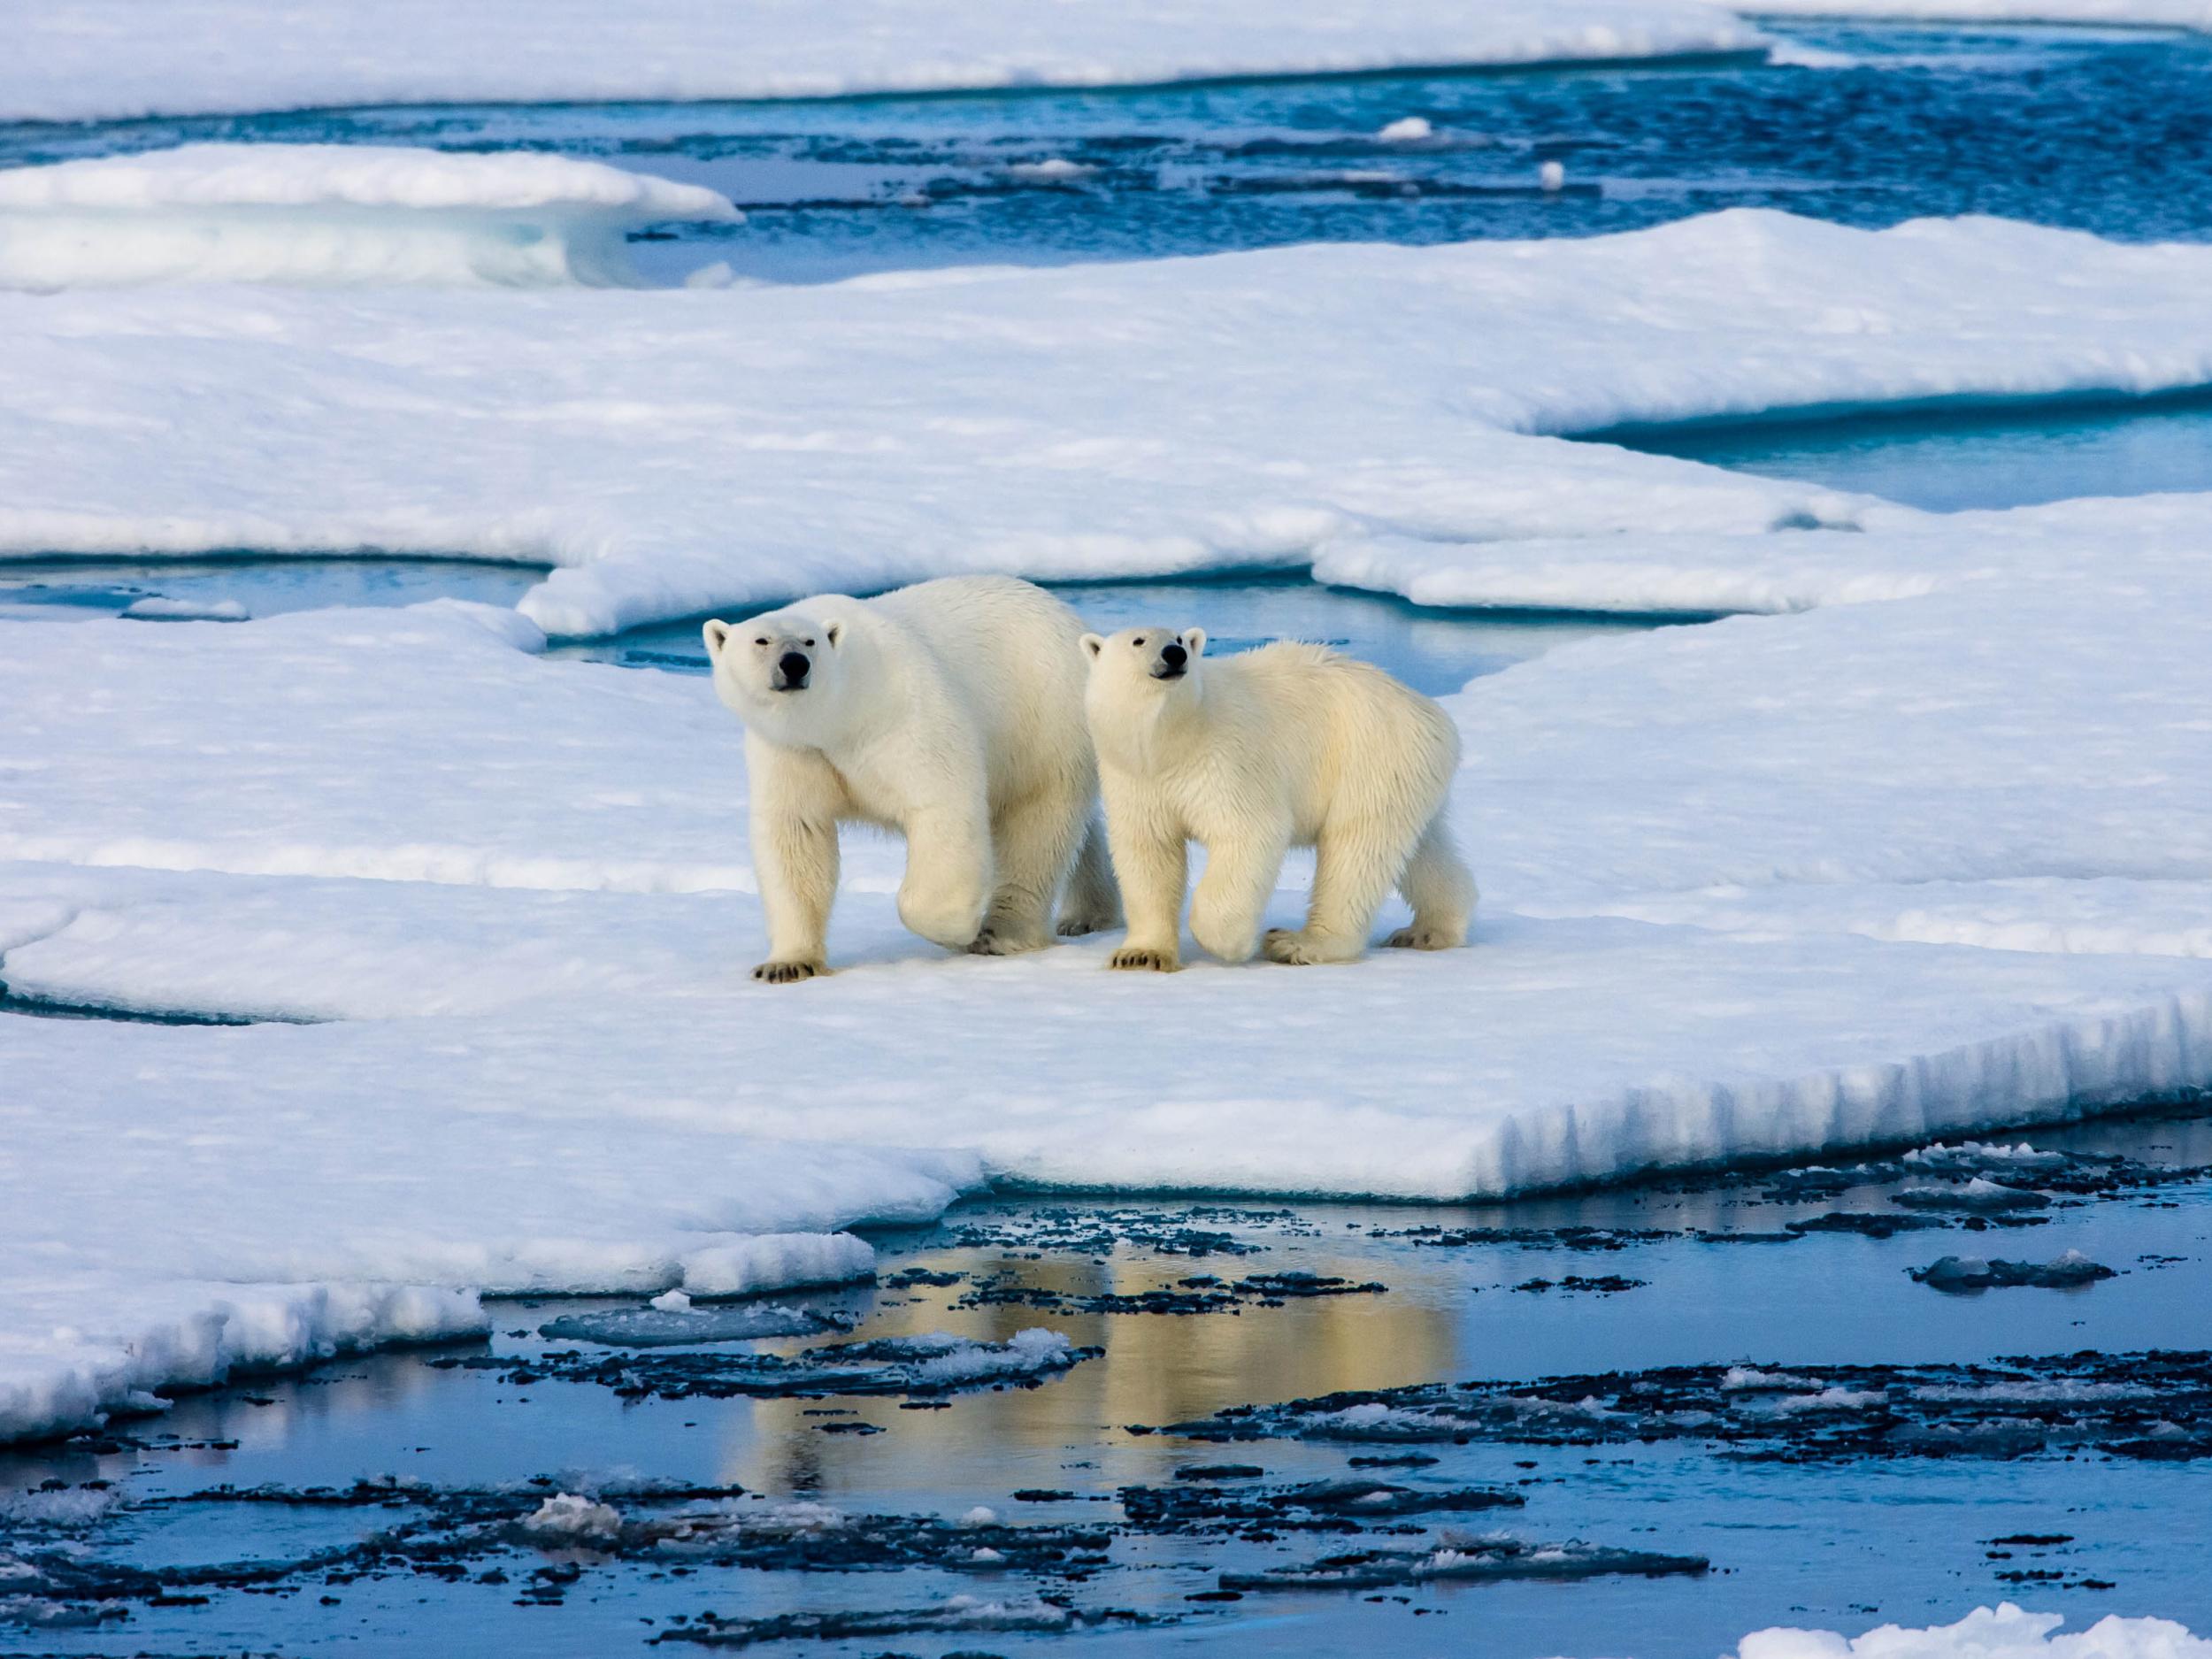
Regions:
[[1109, 946, 1181, 972], [753, 958, 827, 985]]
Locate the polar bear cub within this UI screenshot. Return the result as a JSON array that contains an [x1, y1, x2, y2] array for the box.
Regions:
[[1080, 626, 1475, 970], [704, 575, 1118, 982]]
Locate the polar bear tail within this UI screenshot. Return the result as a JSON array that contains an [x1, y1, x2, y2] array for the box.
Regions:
[[1056, 814, 1125, 936]]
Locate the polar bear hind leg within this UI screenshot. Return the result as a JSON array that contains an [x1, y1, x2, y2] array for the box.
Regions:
[[1055, 817, 1123, 937], [971, 785, 1087, 955], [1264, 813, 1425, 965], [1386, 812, 1476, 951]]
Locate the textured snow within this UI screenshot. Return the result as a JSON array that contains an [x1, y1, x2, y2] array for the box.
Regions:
[[680, 1233, 877, 1299], [0, 145, 736, 292], [1728, 1606, 2212, 1659], [9, 212, 2212, 635], [0, 0, 1770, 126], [8, 206, 2212, 1443]]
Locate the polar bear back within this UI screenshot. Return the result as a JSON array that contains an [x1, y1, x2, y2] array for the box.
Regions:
[[866, 574, 1094, 809], [1178, 641, 1459, 841]]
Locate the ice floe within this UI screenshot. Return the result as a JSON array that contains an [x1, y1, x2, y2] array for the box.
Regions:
[[1729, 1605, 2212, 1659], [10, 212, 2212, 634], [0, 0, 1770, 126], [7, 207, 2212, 1442], [0, 145, 737, 291]]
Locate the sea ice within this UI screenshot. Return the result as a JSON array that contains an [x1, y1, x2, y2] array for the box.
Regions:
[[0, 145, 737, 291], [7, 208, 2212, 1447], [1731, 1604, 2212, 1659], [10, 212, 2212, 635], [1911, 1251, 2116, 1291], [0, 0, 1771, 125]]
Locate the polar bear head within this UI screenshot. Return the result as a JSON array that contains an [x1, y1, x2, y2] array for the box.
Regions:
[[1080, 625, 1208, 701], [702, 604, 853, 741]]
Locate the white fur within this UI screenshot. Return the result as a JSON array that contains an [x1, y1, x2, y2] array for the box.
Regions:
[[1081, 626, 1476, 970], [703, 575, 1118, 982]]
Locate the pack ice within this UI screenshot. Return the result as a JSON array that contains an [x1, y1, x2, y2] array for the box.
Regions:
[[0, 0, 1770, 125], [6, 182, 2212, 1442], [0, 146, 737, 291]]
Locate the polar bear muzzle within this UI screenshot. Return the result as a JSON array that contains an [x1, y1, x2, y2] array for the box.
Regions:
[[772, 649, 810, 691]]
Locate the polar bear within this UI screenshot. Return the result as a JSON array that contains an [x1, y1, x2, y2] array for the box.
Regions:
[[703, 575, 1119, 982], [1080, 626, 1475, 970]]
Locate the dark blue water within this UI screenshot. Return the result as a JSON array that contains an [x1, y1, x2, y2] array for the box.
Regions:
[[0, 559, 1664, 695], [1592, 388, 2212, 512], [4, 26, 2208, 283], [6, 1110, 2210, 1657]]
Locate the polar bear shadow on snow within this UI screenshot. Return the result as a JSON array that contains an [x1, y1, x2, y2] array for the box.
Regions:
[[1079, 625, 1476, 971], [703, 574, 1119, 983]]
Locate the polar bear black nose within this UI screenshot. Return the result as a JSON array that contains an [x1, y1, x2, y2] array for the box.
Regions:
[[778, 651, 810, 687], [1160, 642, 1187, 668]]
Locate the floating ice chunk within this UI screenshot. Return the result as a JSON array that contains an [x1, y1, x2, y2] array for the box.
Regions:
[[1912, 1250, 2116, 1291], [0, 1486, 118, 1527], [683, 260, 736, 289], [0, 2, 1775, 127], [960, 1505, 1000, 1526], [1731, 1603, 2212, 1659], [1378, 117, 1434, 142], [1893, 1177, 2052, 1212], [537, 1302, 844, 1347], [649, 1288, 692, 1313], [1905, 1141, 2070, 1174], [520, 1492, 622, 1542], [1540, 158, 1566, 191], [1722, 1367, 1823, 1392], [680, 1232, 875, 1299], [1003, 158, 1095, 184], [0, 144, 738, 291], [119, 596, 248, 622], [902, 1327, 1078, 1386]]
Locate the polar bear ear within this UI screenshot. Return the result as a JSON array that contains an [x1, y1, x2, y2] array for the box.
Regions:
[[825, 621, 843, 648], [702, 619, 731, 658], [1080, 633, 1105, 660], [1181, 627, 1207, 657]]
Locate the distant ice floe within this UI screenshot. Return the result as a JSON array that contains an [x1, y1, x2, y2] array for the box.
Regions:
[[0, 145, 738, 291], [1727, 1604, 2212, 1659], [7, 211, 2212, 634], [0, 0, 1771, 125]]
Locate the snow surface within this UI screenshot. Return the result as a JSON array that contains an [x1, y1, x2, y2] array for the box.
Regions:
[[0, 0, 1770, 126], [1728, 1605, 2212, 1659], [7, 211, 2212, 636], [0, 146, 736, 291], [8, 209, 2212, 1442]]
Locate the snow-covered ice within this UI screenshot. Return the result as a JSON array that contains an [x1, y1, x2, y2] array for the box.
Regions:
[[7, 211, 2212, 636], [0, 0, 1771, 125], [0, 146, 737, 291], [1728, 1605, 2212, 1659], [6, 205, 2212, 1443]]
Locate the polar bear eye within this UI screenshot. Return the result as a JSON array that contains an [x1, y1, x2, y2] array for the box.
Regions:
[[1132, 636, 1146, 647], [803, 639, 815, 647], [753, 637, 769, 647]]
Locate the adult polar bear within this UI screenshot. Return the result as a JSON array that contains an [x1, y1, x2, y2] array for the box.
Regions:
[[1082, 626, 1475, 970], [703, 575, 1118, 982]]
